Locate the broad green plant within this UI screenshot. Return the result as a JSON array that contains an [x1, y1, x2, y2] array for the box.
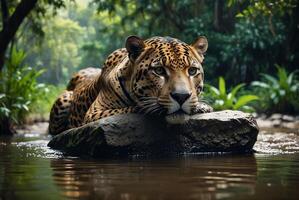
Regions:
[[203, 77, 259, 112], [251, 66, 299, 113], [0, 48, 47, 125]]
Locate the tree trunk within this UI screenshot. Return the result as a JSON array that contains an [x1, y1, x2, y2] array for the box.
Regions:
[[285, 4, 299, 70], [213, 0, 236, 33], [0, 0, 37, 135], [0, 0, 9, 28], [0, 117, 15, 135], [0, 0, 37, 71]]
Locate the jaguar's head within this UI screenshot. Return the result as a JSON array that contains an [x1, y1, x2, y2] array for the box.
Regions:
[[126, 36, 208, 124]]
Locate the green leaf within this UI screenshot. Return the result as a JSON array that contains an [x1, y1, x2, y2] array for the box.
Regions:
[[278, 89, 286, 96], [270, 92, 276, 99], [236, 13, 244, 18], [226, 83, 245, 108], [233, 95, 259, 110], [290, 83, 299, 92], [230, 83, 245, 99], [219, 77, 226, 97], [22, 104, 29, 112], [277, 66, 288, 89], [205, 84, 220, 96], [0, 107, 11, 117], [224, 93, 233, 109], [287, 72, 294, 85], [251, 81, 270, 88], [261, 74, 278, 86], [240, 105, 255, 113]]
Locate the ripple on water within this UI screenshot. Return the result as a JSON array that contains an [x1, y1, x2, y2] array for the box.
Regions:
[[254, 131, 299, 154], [13, 139, 64, 159], [8, 127, 299, 159]]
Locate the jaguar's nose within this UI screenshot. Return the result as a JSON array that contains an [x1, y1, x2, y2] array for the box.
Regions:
[[170, 92, 191, 105]]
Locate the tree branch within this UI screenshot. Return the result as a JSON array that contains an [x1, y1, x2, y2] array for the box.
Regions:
[[0, 0, 37, 71], [0, 0, 9, 28]]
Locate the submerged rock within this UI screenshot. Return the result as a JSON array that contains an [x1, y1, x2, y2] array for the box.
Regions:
[[48, 110, 259, 157]]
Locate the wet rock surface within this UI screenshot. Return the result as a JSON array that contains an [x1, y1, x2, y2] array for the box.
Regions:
[[47, 110, 259, 157]]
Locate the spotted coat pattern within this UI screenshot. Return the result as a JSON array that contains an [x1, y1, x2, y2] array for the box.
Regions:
[[48, 36, 212, 135]]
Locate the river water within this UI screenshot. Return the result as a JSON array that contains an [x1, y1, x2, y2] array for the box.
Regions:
[[0, 122, 299, 200]]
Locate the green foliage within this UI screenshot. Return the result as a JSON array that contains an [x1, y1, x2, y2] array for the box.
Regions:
[[30, 84, 64, 120], [15, 0, 298, 86], [204, 77, 259, 112], [90, 0, 294, 85], [3, 0, 70, 38], [251, 66, 299, 113], [187, 16, 286, 85], [20, 15, 84, 84], [229, 0, 297, 18], [4, 0, 297, 117], [0, 48, 48, 123]]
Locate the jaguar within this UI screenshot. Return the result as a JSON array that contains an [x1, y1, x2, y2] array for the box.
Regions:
[[48, 36, 212, 135]]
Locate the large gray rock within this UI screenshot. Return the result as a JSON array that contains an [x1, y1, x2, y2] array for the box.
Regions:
[[48, 110, 259, 157]]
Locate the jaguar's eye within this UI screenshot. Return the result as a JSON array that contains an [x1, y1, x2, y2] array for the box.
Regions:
[[153, 67, 167, 76], [188, 67, 198, 76]]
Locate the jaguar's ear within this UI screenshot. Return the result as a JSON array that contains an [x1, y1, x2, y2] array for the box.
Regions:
[[192, 36, 208, 55], [125, 35, 145, 62]]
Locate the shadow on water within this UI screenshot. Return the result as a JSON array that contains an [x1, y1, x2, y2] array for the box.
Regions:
[[0, 122, 299, 200]]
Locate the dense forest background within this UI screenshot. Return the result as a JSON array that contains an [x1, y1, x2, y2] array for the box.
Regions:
[[2, 0, 298, 84], [0, 0, 298, 134]]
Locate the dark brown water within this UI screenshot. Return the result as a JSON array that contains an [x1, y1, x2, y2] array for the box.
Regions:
[[1, 123, 299, 200]]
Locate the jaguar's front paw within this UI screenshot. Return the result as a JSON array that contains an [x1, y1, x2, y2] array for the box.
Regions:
[[195, 103, 214, 113]]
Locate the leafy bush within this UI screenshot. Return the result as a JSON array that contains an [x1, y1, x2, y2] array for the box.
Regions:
[[184, 14, 286, 85], [203, 77, 259, 112], [251, 66, 299, 114], [28, 84, 64, 121], [0, 48, 48, 126]]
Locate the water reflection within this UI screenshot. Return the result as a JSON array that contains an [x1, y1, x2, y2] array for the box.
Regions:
[[0, 136, 62, 200], [50, 155, 257, 200], [1, 124, 299, 200]]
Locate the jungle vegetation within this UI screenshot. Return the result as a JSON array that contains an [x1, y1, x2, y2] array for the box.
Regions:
[[0, 0, 298, 134]]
